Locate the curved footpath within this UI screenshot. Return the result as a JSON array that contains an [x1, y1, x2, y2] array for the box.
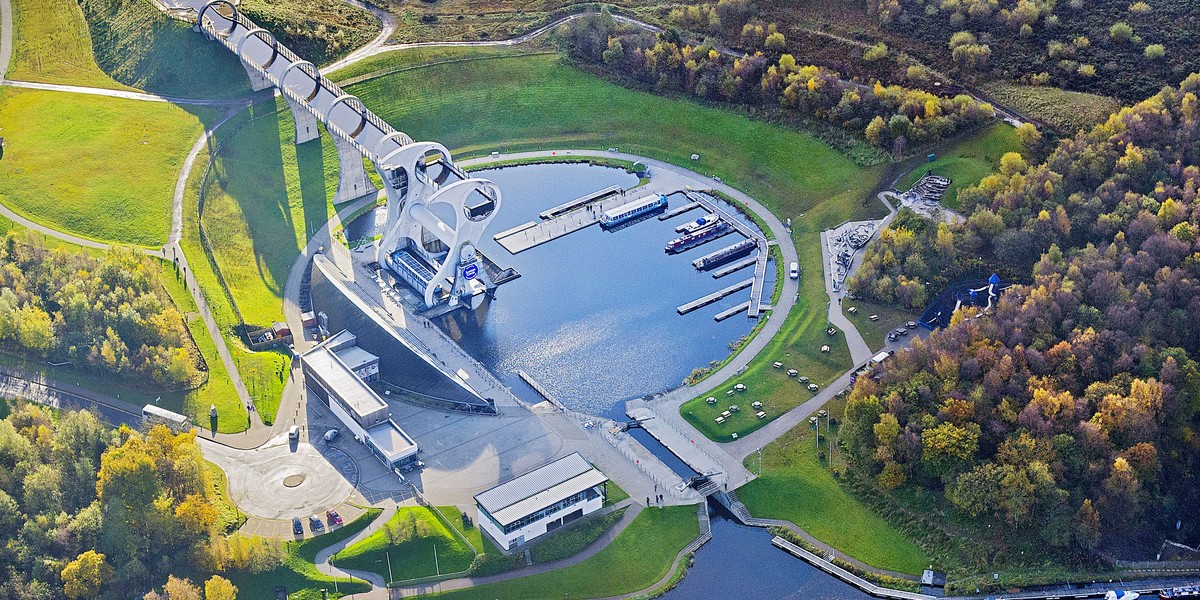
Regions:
[[0, 0, 11, 85]]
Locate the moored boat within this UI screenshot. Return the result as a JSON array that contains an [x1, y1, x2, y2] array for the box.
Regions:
[[666, 221, 730, 252], [600, 193, 668, 227], [676, 213, 719, 233], [1161, 583, 1200, 599]]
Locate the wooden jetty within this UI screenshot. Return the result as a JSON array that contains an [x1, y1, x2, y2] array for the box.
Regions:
[[714, 301, 751, 321], [693, 240, 755, 270], [748, 243, 769, 318], [539, 185, 622, 220], [677, 278, 753, 315], [658, 201, 701, 220], [711, 256, 756, 279]]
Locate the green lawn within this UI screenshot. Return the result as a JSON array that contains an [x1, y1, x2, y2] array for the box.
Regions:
[[0, 88, 216, 246], [334, 506, 477, 582], [737, 408, 931, 575], [9, 0, 251, 98], [430, 505, 697, 600], [896, 124, 1022, 211], [840, 298, 920, 352], [225, 508, 382, 600]]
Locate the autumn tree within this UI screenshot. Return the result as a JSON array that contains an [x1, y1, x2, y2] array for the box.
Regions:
[[62, 550, 113, 599]]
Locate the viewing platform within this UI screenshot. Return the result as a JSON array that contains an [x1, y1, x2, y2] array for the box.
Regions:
[[493, 191, 635, 254], [539, 185, 622, 219], [677, 278, 753, 315]]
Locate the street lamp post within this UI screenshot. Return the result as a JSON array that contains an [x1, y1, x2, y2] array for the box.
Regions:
[[757, 447, 763, 476], [387, 550, 393, 585]]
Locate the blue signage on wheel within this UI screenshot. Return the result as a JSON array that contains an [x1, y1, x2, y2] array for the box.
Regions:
[[462, 264, 479, 280]]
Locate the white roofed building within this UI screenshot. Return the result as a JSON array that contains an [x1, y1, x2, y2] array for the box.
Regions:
[[301, 329, 418, 469], [474, 452, 609, 551]]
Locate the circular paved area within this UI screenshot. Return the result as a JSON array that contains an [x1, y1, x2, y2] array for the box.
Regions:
[[219, 441, 357, 520]]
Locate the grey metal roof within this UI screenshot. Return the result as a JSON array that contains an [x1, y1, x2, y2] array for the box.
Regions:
[[474, 452, 607, 524], [301, 331, 387, 418]]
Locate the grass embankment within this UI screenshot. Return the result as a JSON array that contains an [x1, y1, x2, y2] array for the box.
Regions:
[[841, 298, 919, 352], [156, 258, 251, 432], [201, 98, 342, 329], [178, 107, 288, 426], [896, 123, 1022, 211], [227, 508, 382, 600], [979, 82, 1123, 135], [335, 506, 479, 582], [429, 505, 697, 600], [0, 88, 216, 246], [9, 0, 251, 98], [737, 395, 931, 576], [342, 49, 880, 440]]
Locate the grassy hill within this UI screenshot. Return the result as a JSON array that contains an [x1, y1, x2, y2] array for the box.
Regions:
[[9, 0, 250, 98], [0, 87, 216, 246]]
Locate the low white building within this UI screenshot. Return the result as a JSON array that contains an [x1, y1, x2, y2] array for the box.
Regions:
[[301, 330, 418, 469], [474, 452, 609, 551]]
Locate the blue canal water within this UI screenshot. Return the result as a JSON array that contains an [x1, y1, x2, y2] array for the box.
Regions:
[[433, 163, 772, 418], [663, 501, 876, 600]]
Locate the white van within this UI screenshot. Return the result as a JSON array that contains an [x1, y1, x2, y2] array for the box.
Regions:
[[789, 262, 799, 279]]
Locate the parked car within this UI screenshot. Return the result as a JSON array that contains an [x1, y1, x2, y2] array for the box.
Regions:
[[906, 321, 917, 328], [309, 514, 324, 532], [326, 510, 343, 525], [288, 425, 299, 439], [888, 332, 899, 342], [789, 262, 799, 279], [897, 328, 908, 336], [323, 429, 340, 443], [292, 517, 303, 535]]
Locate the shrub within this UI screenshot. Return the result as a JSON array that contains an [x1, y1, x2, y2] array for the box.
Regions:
[[1144, 43, 1165, 59], [1109, 21, 1134, 41]]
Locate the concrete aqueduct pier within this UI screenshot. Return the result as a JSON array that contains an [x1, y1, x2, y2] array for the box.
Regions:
[[192, 0, 515, 312]]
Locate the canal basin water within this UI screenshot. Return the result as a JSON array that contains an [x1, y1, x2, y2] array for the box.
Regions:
[[430, 163, 772, 418]]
